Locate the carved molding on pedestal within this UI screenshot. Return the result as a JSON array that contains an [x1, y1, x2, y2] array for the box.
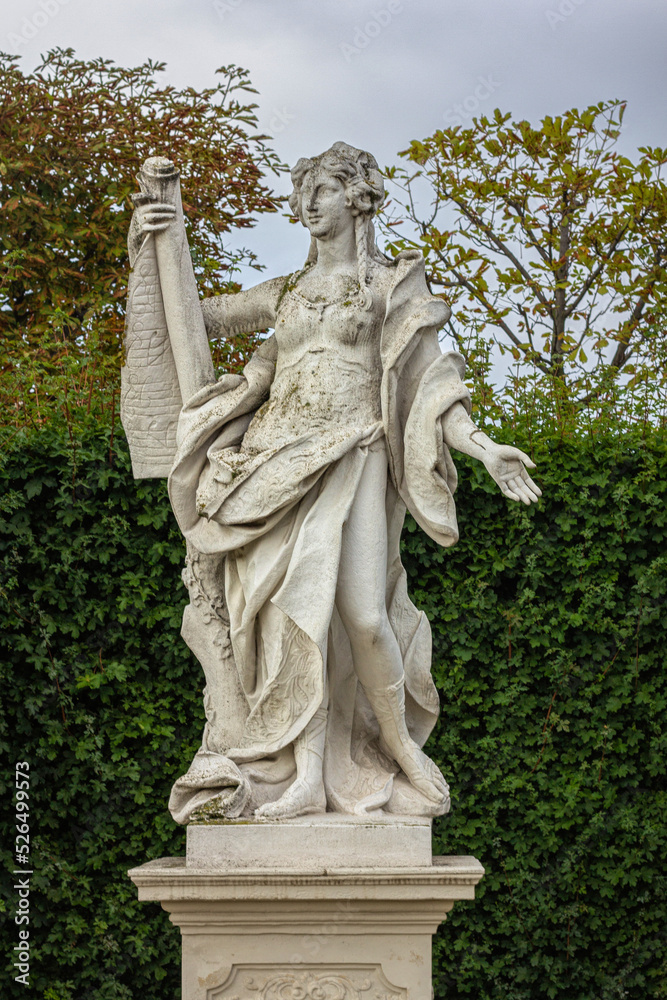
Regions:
[[207, 964, 406, 1000]]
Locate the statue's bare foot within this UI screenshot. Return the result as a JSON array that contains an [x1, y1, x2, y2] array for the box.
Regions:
[[383, 737, 449, 807], [254, 778, 326, 820]]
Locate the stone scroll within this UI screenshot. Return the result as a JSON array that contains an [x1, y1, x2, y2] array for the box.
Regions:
[[120, 232, 182, 479]]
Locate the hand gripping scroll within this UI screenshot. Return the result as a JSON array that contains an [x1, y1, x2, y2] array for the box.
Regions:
[[121, 157, 215, 478]]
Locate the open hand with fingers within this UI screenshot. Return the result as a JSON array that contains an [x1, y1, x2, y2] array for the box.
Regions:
[[482, 443, 542, 505]]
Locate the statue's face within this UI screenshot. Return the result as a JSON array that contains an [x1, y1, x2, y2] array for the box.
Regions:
[[301, 169, 354, 240]]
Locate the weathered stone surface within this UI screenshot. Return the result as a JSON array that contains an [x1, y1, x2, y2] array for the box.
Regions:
[[206, 965, 405, 1000], [122, 141, 541, 827], [128, 855, 485, 1000], [121, 229, 181, 478], [186, 814, 432, 870]]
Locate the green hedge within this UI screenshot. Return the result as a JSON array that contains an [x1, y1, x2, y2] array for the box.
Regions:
[[1, 420, 665, 1000]]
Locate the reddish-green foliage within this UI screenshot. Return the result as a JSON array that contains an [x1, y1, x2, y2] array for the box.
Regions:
[[0, 49, 285, 427]]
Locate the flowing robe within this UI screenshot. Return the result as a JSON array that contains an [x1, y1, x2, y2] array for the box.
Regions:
[[150, 250, 470, 823]]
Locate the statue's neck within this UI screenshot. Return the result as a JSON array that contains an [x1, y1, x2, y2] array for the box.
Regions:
[[314, 228, 357, 275]]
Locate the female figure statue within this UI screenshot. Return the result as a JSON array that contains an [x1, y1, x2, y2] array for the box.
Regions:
[[122, 143, 540, 824]]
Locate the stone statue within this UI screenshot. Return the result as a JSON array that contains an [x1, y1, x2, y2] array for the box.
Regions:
[[121, 143, 541, 826]]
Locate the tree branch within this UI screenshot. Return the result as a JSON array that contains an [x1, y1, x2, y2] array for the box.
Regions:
[[564, 223, 630, 319], [447, 262, 552, 375], [609, 261, 663, 370], [445, 192, 552, 311]]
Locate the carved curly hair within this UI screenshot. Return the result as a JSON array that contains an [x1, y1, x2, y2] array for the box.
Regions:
[[289, 141, 390, 307]]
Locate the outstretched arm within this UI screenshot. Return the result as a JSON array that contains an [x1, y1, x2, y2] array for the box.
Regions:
[[442, 402, 541, 505], [201, 277, 285, 341]]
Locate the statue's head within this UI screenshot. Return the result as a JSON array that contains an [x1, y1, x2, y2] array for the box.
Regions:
[[289, 142, 385, 226], [288, 143, 388, 303]]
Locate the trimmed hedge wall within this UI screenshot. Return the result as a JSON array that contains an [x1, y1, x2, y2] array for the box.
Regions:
[[1, 420, 665, 1000]]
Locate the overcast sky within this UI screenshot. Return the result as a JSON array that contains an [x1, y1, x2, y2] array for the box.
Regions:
[[5, 0, 667, 280]]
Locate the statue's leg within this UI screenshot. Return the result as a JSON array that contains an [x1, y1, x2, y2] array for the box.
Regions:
[[254, 706, 327, 819], [336, 444, 448, 808]]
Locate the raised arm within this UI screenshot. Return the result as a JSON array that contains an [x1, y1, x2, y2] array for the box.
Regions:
[[442, 402, 541, 505], [130, 159, 288, 402], [131, 157, 215, 404]]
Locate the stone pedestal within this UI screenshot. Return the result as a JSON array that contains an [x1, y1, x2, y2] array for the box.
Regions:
[[186, 814, 433, 869], [129, 820, 483, 1000]]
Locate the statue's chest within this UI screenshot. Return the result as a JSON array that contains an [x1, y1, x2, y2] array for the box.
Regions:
[[274, 285, 382, 355]]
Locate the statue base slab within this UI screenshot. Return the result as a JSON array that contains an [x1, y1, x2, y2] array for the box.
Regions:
[[186, 814, 432, 870], [128, 855, 484, 1000]]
